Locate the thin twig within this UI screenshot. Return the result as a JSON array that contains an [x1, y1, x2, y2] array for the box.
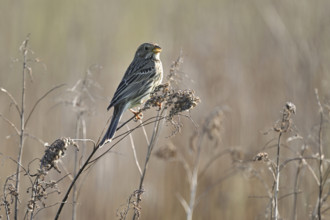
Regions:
[[54, 143, 98, 220], [292, 144, 306, 220], [89, 116, 166, 165], [0, 87, 21, 115], [186, 132, 203, 220], [55, 121, 134, 219], [274, 132, 282, 220], [25, 83, 66, 127], [127, 125, 142, 176], [272, 102, 296, 220], [72, 114, 81, 220], [195, 168, 237, 207], [280, 156, 319, 172], [177, 151, 192, 183], [132, 109, 164, 220], [315, 88, 324, 220], [8, 157, 34, 186], [198, 149, 231, 180], [15, 34, 29, 220], [33, 202, 61, 218], [176, 193, 189, 214], [0, 113, 20, 135], [139, 119, 150, 146], [58, 160, 74, 181], [24, 133, 45, 146], [3, 173, 17, 220]]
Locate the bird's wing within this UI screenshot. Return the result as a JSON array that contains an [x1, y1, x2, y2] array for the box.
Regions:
[[107, 61, 156, 110]]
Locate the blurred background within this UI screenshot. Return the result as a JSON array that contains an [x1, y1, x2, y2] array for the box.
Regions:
[[0, 0, 330, 219]]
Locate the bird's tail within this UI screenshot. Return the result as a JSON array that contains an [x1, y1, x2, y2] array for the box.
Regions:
[[99, 106, 125, 146]]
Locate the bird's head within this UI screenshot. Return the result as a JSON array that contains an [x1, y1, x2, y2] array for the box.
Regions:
[[135, 43, 162, 60]]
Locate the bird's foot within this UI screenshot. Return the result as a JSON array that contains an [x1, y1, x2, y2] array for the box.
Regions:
[[130, 109, 143, 121], [156, 102, 162, 110]]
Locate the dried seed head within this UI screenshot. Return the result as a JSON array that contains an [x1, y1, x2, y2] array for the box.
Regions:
[[285, 102, 296, 114], [155, 143, 177, 160], [253, 152, 269, 162], [203, 108, 224, 142], [143, 83, 171, 110], [40, 138, 77, 173], [168, 90, 200, 119], [274, 102, 296, 133], [27, 200, 35, 212], [166, 51, 184, 87], [143, 83, 200, 120], [7, 183, 18, 197]]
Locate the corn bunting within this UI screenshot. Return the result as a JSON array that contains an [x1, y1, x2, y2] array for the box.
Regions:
[[100, 43, 163, 146]]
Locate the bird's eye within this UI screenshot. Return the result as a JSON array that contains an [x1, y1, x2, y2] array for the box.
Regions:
[[144, 46, 148, 50]]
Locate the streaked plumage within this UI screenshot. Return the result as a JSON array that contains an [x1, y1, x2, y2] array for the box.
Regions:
[[99, 43, 163, 146]]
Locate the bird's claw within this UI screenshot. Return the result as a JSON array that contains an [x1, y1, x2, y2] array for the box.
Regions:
[[156, 102, 162, 110], [130, 109, 143, 121]]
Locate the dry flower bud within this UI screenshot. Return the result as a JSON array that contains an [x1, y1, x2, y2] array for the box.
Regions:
[[253, 152, 269, 161]]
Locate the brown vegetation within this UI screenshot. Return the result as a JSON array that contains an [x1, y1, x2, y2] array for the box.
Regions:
[[0, 1, 330, 220]]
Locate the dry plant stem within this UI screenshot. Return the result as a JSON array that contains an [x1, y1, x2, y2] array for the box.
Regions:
[[55, 116, 141, 219], [132, 109, 164, 220], [56, 112, 167, 219], [0, 113, 20, 135], [28, 173, 41, 220], [274, 132, 282, 220], [140, 119, 150, 145], [15, 37, 28, 220], [127, 125, 142, 175], [292, 146, 306, 220], [72, 116, 81, 220], [198, 149, 231, 180], [315, 89, 324, 220], [88, 115, 164, 165], [25, 84, 66, 127], [195, 167, 237, 207], [187, 133, 203, 220], [33, 202, 61, 217], [28, 180, 36, 220], [54, 144, 99, 220], [0, 88, 20, 115], [28, 174, 69, 220], [4, 174, 17, 220]]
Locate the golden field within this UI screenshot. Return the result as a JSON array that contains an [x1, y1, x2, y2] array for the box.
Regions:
[[0, 0, 329, 219]]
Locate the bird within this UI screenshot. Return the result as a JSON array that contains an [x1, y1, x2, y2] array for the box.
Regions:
[[99, 43, 163, 146]]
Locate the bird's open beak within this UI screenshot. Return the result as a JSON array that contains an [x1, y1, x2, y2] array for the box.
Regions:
[[152, 45, 162, 54]]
